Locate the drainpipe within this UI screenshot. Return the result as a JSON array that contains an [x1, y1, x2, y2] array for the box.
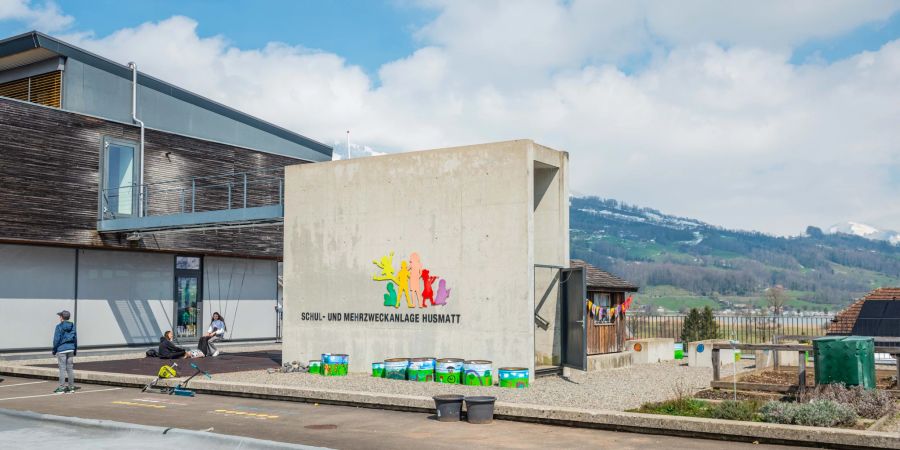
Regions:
[[128, 62, 145, 217]]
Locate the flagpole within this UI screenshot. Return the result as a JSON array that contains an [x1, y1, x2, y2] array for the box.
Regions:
[[346, 130, 351, 160]]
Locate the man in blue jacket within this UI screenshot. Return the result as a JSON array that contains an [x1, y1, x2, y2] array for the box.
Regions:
[[52, 310, 78, 394]]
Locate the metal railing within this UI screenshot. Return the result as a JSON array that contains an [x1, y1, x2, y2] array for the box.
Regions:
[[100, 167, 284, 221], [626, 314, 835, 343]]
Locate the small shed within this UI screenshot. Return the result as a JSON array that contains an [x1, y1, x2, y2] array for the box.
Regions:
[[829, 287, 900, 340], [570, 259, 639, 355]]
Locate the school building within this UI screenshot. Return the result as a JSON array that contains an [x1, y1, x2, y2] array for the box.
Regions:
[[0, 31, 331, 352]]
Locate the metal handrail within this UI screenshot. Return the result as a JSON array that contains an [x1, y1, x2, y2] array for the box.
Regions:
[[100, 168, 285, 221]]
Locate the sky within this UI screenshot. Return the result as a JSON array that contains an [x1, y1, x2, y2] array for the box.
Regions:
[[1, 0, 899, 236]]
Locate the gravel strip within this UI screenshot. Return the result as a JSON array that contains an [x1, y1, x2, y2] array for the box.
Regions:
[[213, 360, 755, 412]]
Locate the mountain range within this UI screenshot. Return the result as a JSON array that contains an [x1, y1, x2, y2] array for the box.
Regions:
[[828, 221, 900, 246], [570, 197, 900, 313]]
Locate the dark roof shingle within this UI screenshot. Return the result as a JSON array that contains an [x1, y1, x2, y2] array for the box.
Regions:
[[569, 259, 639, 291], [828, 287, 900, 335]]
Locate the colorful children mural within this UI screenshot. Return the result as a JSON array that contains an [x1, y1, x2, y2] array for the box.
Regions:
[[373, 252, 451, 308]]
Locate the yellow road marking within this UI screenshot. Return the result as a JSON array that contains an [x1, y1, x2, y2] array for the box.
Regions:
[[112, 401, 166, 409], [210, 409, 279, 419]]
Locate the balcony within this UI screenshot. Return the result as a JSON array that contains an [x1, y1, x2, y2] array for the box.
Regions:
[[98, 168, 284, 233]]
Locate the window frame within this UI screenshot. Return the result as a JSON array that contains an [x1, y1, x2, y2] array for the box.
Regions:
[[99, 136, 141, 219]]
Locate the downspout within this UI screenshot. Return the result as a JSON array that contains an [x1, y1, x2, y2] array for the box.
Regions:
[[127, 62, 145, 217]]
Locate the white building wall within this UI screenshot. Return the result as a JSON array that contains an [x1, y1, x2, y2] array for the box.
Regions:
[[76, 249, 175, 347], [0, 244, 76, 350], [203, 257, 277, 340]]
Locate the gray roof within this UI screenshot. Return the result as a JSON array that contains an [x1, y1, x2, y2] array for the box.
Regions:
[[0, 31, 332, 161], [570, 259, 639, 291]]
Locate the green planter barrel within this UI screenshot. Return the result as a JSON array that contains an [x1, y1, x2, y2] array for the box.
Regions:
[[813, 336, 875, 389]]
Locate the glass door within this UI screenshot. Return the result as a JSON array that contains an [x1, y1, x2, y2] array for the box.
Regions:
[[174, 256, 202, 339], [101, 138, 139, 218]]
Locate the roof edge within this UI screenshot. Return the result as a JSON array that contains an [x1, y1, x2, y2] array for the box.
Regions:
[[0, 31, 331, 157]]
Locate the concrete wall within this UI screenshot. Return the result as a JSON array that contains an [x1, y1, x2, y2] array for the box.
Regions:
[[203, 257, 278, 340], [282, 140, 569, 375], [532, 145, 570, 367], [0, 244, 76, 350]]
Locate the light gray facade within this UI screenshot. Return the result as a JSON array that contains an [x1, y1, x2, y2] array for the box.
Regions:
[[0, 243, 278, 352]]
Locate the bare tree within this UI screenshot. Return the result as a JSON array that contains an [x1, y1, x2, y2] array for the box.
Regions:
[[764, 285, 787, 315]]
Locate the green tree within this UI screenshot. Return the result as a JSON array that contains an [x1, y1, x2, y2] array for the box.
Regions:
[[681, 307, 719, 343], [699, 306, 719, 339], [680, 308, 703, 343]]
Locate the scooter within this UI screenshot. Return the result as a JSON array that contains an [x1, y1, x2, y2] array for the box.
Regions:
[[142, 362, 179, 394], [142, 362, 211, 396], [172, 362, 211, 397]]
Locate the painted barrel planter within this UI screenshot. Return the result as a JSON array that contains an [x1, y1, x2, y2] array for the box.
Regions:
[[321, 353, 349, 376], [384, 358, 409, 380], [435, 358, 464, 384], [498, 367, 529, 388], [372, 362, 385, 377], [408, 357, 435, 382], [463, 360, 492, 386], [308, 360, 321, 375]]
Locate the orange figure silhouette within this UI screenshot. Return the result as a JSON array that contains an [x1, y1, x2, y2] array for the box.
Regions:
[[409, 253, 423, 306], [396, 260, 413, 308], [421, 269, 437, 307], [372, 252, 396, 282]]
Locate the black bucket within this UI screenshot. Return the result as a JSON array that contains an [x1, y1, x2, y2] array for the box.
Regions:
[[433, 394, 464, 422], [464, 396, 496, 424]]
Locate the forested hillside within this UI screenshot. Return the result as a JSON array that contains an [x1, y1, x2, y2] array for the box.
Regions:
[[570, 197, 900, 313]]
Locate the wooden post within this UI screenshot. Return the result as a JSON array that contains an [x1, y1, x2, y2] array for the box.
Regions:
[[895, 353, 899, 386], [773, 335, 780, 370], [712, 348, 721, 381], [798, 350, 807, 398]]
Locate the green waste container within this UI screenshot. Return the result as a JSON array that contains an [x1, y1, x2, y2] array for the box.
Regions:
[[813, 336, 876, 389]]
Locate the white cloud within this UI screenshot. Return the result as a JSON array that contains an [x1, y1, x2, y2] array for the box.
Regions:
[[0, 0, 72, 32], [26, 2, 900, 235]]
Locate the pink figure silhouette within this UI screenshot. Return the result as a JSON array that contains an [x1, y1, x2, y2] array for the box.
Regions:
[[434, 279, 450, 305], [408, 253, 423, 306], [421, 269, 437, 307]]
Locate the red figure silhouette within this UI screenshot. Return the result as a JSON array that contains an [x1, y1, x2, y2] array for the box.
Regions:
[[420, 269, 437, 307]]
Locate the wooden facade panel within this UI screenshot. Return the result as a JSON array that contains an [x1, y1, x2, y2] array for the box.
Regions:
[[0, 97, 307, 258], [586, 291, 626, 355]]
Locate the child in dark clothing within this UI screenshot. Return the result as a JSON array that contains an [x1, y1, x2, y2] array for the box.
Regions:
[[158, 330, 190, 359], [52, 310, 77, 394]]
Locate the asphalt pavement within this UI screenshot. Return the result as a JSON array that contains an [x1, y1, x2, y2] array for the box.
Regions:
[[0, 375, 801, 449]]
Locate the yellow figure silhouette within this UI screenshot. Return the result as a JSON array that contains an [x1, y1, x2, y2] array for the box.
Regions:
[[372, 252, 396, 282], [396, 260, 412, 308]]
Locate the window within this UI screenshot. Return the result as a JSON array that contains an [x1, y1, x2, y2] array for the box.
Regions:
[[101, 138, 139, 218], [593, 292, 611, 308], [592, 292, 612, 325], [0, 71, 62, 108], [176, 256, 201, 270]]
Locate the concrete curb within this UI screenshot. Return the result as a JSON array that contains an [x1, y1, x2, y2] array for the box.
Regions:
[[0, 407, 326, 449], [3, 364, 899, 449]]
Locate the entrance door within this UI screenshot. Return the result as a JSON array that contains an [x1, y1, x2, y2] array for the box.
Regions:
[[561, 266, 587, 370], [174, 256, 202, 339]]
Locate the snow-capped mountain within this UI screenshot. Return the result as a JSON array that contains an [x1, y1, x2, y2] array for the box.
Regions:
[[828, 221, 900, 245]]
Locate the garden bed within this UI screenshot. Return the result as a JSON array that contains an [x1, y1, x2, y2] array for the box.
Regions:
[[633, 382, 899, 430]]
